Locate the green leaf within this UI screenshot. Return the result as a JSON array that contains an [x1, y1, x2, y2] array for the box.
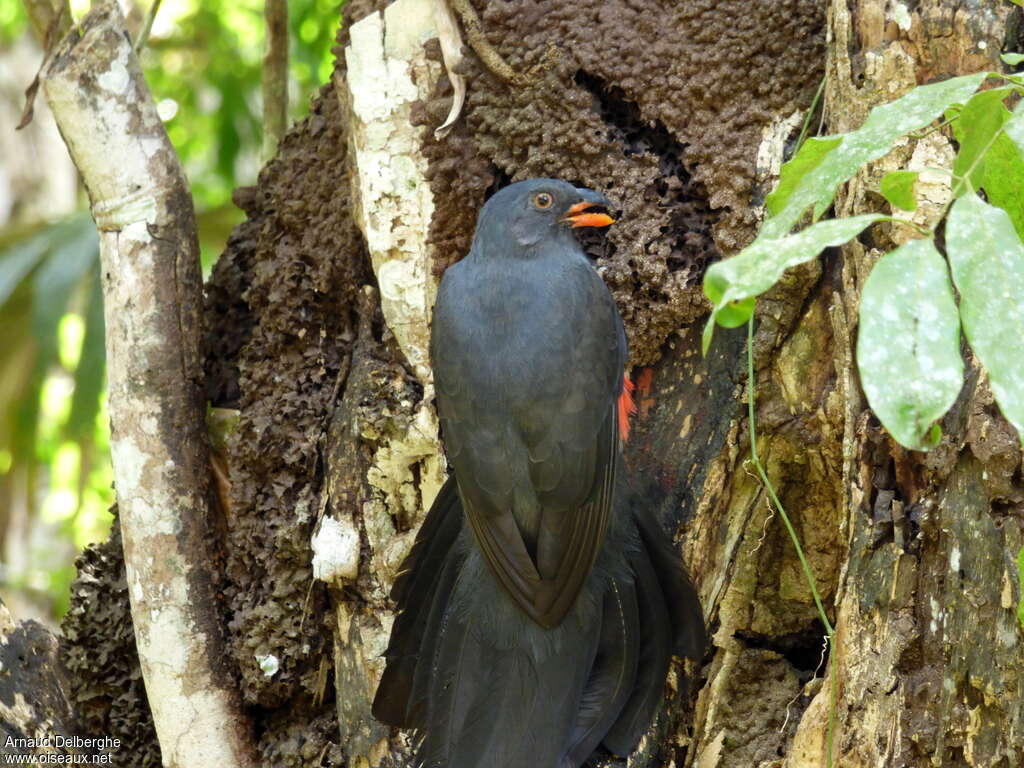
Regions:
[[0, 234, 49, 308], [702, 214, 885, 353], [31, 216, 99, 362], [1002, 53, 1024, 66], [857, 239, 963, 450], [763, 72, 987, 239], [1003, 98, 1024, 160], [980, 132, 1024, 240], [946, 194, 1024, 443], [66, 269, 106, 444], [765, 136, 844, 218], [951, 88, 1013, 197], [880, 170, 919, 212], [984, 102, 1024, 240]]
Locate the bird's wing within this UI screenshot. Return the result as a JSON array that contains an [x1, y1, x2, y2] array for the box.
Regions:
[[434, 264, 625, 628]]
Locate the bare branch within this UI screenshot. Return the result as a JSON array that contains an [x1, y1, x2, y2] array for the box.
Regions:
[[262, 0, 289, 157], [20, 0, 71, 46], [16, 2, 67, 130], [134, 0, 164, 53], [447, 0, 517, 83], [39, 3, 257, 765]]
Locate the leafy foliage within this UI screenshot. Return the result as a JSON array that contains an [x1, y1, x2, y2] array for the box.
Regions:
[[700, 64, 1024, 450], [856, 240, 961, 449], [761, 73, 986, 237], [702, 214, 884, 350], [705, 68, 1024, 449], [0, 215, 110, 616], [879, 170, 919, 212], [141, 0, 341, 212], [946, 193, 1024, 439]]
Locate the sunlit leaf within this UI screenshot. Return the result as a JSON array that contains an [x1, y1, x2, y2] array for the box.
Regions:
[[946, 194, 1024, 443], [980, 101, 1024, 240], [880, 170, 919, 212], [857, 239, 962, 450], [951, 88, 1013, 197], [980, 133, 1024, 240], [762, 72, 987, 239], [1003, 53, 1024, 66], [703, 214, 885, 353], [1002, 98, 1024, 161], [765, 136, 844, 218]]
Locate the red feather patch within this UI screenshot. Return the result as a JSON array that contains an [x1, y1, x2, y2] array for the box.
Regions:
[[618, 372, 637, 442]]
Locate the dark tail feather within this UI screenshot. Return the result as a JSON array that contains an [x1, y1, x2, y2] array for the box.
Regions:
[[372, 477, 463, 727], [418, 582, 596, 768], [565, 578, 640, 765], [601, 547, 672, 755], [375, 484, 706, 767], [632, 509, 707, 660], [404, 544, 465, 728], [432, 646, 519, 768], [389, 477, 461, 606], [419, 586, 478, 768]]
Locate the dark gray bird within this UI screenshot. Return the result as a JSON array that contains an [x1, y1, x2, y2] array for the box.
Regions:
[[372, 178, 705, 768]]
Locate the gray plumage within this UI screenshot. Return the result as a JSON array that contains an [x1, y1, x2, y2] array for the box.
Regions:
[[373, 179, 705, 768]]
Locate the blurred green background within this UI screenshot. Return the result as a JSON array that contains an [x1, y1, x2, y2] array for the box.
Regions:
[[0, 0, 341, 625]]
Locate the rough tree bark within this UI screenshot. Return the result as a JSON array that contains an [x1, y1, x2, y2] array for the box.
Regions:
[[38, 3, 258, 766], [800, 2, 1024, 764], [33, 1, 1024, 767]]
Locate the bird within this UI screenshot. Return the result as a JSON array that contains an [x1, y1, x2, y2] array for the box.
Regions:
[[372, 178, 706, 768]]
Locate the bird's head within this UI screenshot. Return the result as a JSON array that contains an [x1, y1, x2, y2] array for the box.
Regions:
[[472, 178, 615, 253]]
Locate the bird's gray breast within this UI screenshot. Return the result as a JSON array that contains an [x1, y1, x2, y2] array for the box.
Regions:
[[433, 252, 600, 410]]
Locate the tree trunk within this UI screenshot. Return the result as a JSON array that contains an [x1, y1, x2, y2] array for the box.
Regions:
[[50, 1, 1024, 767], [40, 3, 258, 764]]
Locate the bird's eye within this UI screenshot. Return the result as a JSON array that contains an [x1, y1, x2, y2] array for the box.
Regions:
[[533, 192, 553, 210]]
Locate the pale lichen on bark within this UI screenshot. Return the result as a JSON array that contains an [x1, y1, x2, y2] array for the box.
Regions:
[[339, 0, 444, 388], [314, 13, 461, 761], [40, 2, 257, 765], [331, 0, 447, 576]]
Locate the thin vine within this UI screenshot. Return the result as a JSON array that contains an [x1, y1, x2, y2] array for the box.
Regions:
[[746, 314, 838, 767]]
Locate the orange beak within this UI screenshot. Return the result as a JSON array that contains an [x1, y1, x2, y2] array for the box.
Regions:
[[563, 201, 615, 228]]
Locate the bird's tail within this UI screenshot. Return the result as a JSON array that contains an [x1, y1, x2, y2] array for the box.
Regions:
[[372, 476, 707, 767], [372, 477, 464, 728], [598, 506, 706, 757]]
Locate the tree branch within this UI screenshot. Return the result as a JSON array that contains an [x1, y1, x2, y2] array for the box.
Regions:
[[134, 0, 164, 53], [262, 0, 289, 157], [21, 0, 71, 46], [39, 3, 257, 765]]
